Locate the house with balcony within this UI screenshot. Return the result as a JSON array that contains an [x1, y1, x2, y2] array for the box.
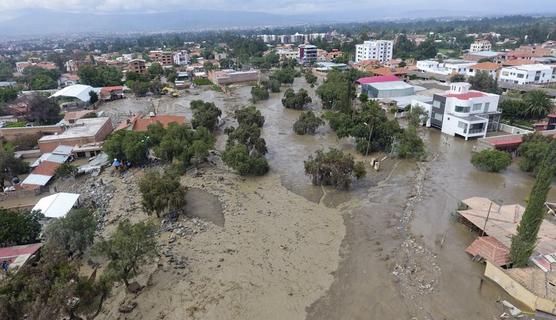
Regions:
[[413, 83, 501, 140]]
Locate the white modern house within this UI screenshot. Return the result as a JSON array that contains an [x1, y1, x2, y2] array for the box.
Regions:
[[470, 40, 492, 53], [416, 59, 476, 76], [498, 64, 554, 85], [298, 44, 317, 65], [173, 51, 189, 66], [413, 83, 501, 140], [355, 40, 393, 63]]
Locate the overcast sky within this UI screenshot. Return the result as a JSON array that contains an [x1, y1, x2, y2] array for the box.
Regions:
[[0, 0, 554, 15]]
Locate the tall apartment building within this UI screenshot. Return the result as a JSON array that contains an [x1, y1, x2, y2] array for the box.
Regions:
[[149, 50, 173, 67], [469, 40, 492, 53], [127, 59, 147, 74], [173, 51, 189, 66], [355, 40, 393, 64], [298, 44, 317, 65]]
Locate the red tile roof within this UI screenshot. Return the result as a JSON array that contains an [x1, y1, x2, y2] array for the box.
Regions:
[[0, 243, 43, 265], [465, 236, 510, 266], [33, 161, 60, 177], [357, 75, 400, 84], [443, 91, 486, 100], [471, 62, 500, 71], [100, 86, 124, 95], [487, 135, 523, 148], [132, 115, 186, 132]]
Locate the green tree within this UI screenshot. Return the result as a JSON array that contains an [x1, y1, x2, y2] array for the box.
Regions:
[[394, 126, 426, 159], [523, 90, 553, 120], [222, 144, 269, 176], [89, 90, 98, 104], [0, 62, 14, 81], [263, 79, 281, 93], [78, 65, 122, 87], [44, 208, 96, 256], [0, 86, 19, 104], [510, 140, 556, 267], [251, 85, 269, 103], [270, 68, 296, 84], [153, 124, 215, 169], [24, 94, 62, 125], [234, 106, 265, 127], [0, 143, 29, 190], [305, 72, 317, 87], [191, 100, 222, 131], [449, 73, 466, 82], [359, 93, 368, 103], [139, 170, 187, 218], [499, 98, 526, 123], [0, 209, 43, 247], [54, 162, 77, 178], [23, 67, 60, 90], [293, 111, 324, 135], [316, 70, 355, 112], [304, 148, 366, 189], [148, 62, 163, 78], [103, 130, 148, 164], [517, 133, 553, 174], [93, 219, 157, 287], [406, 106, 428, 127], [282, 88, 312, 110], [468, 71, 499, 94], [471, 149, 512, 172]]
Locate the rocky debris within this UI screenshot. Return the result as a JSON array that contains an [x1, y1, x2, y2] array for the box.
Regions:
[[160, 217, 209, 237], [118, 301, 137, 313], [127, 281, 143, 294]]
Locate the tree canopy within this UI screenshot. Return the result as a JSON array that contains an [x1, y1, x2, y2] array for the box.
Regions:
[[139, 170, 187, 218], [468, 71, 499, 94], [0, 209, 43, 247], [293, 111, 324, 135], [304, 149, 366, 189], [471, 149, 512, 172], [282, 88, 312, 110], [103, 130, 149, 164], [250, 85, 269, 103], [24, 94, 62, 125], [191, 100, 222, 132], [44, 208, 96, 256], [77, 65, 123, 87]]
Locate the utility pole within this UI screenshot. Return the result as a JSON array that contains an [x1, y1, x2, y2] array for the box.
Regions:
[[481, 200, 493, 237]]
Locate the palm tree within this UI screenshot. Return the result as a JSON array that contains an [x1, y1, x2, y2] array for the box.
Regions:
[[524, 90, 553, 120]]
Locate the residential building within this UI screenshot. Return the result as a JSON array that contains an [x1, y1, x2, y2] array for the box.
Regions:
[[417, 83, 501, 140], [416, 59, 476, 76], [470, 40, 492, 53], [99, 86, 125, 101], [115, 114, 186, 132], [0, 243, 42, 272], [463, 51, 506, 63], [50, 84, 95, 109], [21, 145, 74, 190], [467, 62, 500, 78], [173, 51, 189, 66], [58, 73, 80, 88], [276, 48, 299, 61], [37, 117, 113, 153], [208, 69, 259, 85], [149, 50, 173, 66], [15, 61, 57, 73], [314, 62, 348, 72], [355, 40, 393, 64], [128, 59, 147, 74], [298, 44, 317, 65], [499, 64, 554, 85]]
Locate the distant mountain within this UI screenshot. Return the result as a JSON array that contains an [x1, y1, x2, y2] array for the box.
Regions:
[[0, 9, 318, 37]]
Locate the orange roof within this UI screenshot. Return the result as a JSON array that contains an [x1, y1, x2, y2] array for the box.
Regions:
[[465, 236, 510, 266], [64, 110, 92, 121], [471, 62, 500, 71], [502, 59, 535, 66], [133, 115, 186, 132], [33, 161, 60, 176], [100, 86, 124, 95], [370, 67, 410, 76]]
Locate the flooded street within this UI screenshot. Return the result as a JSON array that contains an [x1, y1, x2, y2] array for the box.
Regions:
[[96, 76, 555, 319]]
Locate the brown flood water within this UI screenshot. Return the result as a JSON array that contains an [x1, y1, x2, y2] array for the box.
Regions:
[[98, 77, 556, 319]]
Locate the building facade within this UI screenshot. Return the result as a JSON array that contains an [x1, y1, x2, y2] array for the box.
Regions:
[[298, 44, 317, 65], [127, 59, 147, 74], [416, 83, 501, 140], [499, 64, 554, 85], [470, 40, 492, 53], [355, 40, 393, 63], [173, 51, 189, 66]]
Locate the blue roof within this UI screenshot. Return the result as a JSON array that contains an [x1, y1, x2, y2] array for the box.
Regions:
[[471, 51, 502, 57]]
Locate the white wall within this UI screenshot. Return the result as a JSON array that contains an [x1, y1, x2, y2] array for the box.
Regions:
[[499, 65, 553, 85]]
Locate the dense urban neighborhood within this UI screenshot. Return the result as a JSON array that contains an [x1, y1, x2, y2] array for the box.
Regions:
[[1, 10, 556, 320]]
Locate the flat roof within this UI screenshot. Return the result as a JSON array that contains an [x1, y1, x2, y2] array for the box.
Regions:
[[368, 81, 414, 91], [21, 174, 52, 187], [32, 192, 80, 218], [39, 117, 110, 142], [357, 75, 399, 84]]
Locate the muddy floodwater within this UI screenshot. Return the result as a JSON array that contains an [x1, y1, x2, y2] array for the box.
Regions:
[[96, 78, 556, 319], [184, 188, 225, 227]]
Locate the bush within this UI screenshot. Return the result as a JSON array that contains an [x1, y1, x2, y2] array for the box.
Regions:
[[222, 144, 269, 176], [55, 163, 77, 178], [282, 88, 312, 110], [471, 149, 512, 172], [517, 134, 553, 174], [293, 111, 324, 135], [191, 100, 222, 131], [251, 85, 269, 103], [0, 209, 43, 247], [304, 148, 366, 189], [394, 127, 425, 159], [193, 78, 212, 86]]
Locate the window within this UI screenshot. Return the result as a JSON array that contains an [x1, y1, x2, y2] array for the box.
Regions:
[[484, 102, 490, 112], [517, 74, 524, 78], [455, 106, 470, 113], [433, 112, 443, 121], [472, 103, 482, 111]]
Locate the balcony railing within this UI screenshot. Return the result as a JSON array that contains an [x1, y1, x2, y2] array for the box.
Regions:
[[468, 128, 485, 134]]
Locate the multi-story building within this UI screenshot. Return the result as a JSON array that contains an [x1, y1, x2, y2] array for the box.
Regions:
[[298, 44, 317, 65], [498, 64, 554, 85], [416, 59, 476, 76], [127, 59, 147, 74], [149, 50, 173, 66], [469, 40, 492, 53], [276, 48, 299, 61], [173, 51, 189, 66], [355, 40, 393, 64], [414, 83, 501, 140], [208, 69, 259, 85]]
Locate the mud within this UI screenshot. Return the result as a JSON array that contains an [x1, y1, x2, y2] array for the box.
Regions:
[[185, 188, 225, 227], [92, 76, 556, 319]]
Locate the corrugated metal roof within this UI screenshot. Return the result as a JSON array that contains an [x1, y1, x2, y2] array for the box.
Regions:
[[32, 192, 80, 218], [52, 145, 74, 156], [50, 84, 94, 102], [21, 174, 52, 187]]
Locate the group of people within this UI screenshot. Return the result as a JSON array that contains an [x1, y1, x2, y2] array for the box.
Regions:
[[112, 158, 132, 172]]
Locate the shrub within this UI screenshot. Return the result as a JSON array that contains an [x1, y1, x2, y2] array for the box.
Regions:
[[293, 111, 324, 135], [193, 78, 212, 86], [304, 148, 366, 189], [471, 149, 512, 172]]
